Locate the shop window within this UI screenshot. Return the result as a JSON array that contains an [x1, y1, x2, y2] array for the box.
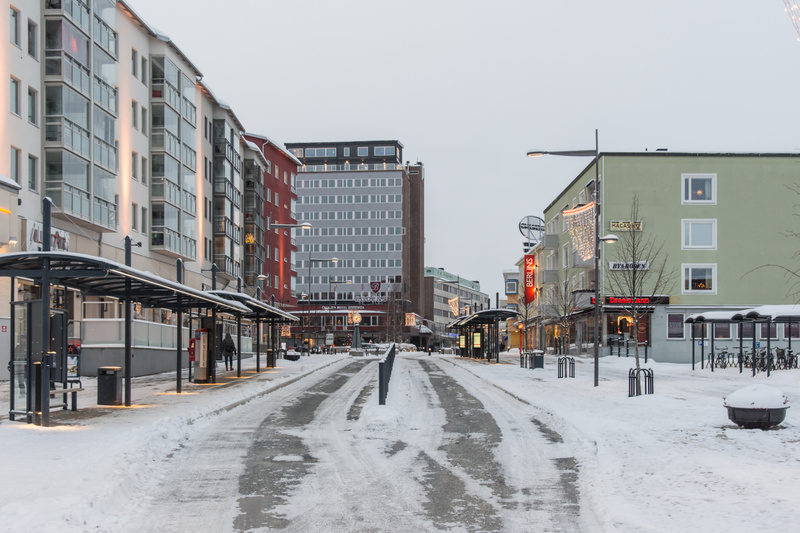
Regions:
[[667, 313, 684, 339]]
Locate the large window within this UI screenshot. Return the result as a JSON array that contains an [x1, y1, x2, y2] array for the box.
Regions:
[[374, 146, 395, 156], [305, 147, 335, 157], [682, 173, 716, 204], [667, 313, 684, 339], [683, 264, 716, 294], [27, 87, 37, 124], [682, 219, 716, 249]]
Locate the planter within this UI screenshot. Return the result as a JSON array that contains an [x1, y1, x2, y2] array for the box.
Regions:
[[726, 406, 788, 429]]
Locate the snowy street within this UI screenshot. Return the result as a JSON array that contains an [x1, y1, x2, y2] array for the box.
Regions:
[[1, 351, 799, 532]]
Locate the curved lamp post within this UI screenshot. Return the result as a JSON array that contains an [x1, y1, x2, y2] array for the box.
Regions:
[[528, 129, 616, 387]]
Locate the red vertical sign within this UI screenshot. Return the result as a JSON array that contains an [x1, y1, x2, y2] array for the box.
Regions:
[[524, 255, 536, 303]]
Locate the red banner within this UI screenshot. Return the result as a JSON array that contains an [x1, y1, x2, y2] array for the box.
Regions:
[[524, 254, 536, 303]]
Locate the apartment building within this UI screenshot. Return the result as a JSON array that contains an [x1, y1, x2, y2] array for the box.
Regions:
[[1, 0, 296, 377], [423, 267, 490, 349]]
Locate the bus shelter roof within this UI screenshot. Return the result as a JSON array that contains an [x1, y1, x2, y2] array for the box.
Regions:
[[447, 308, 519, 329], [0, 252, 248, 313], [206, 290, 298, 322], [686, 305, 800, 324]]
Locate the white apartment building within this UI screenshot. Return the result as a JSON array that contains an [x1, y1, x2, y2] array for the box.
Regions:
[[1, 0, 278, 377]]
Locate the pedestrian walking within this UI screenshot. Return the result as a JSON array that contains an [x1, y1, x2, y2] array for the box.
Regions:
[[222, 332, 236, 371]]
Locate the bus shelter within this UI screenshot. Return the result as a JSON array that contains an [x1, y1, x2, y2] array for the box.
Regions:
[[207, 290, 298, 375], [0, 251, 249, 426], [447, 309, 519, 362]]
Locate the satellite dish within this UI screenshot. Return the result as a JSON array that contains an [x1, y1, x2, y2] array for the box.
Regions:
[[519, 215, 544, 244]]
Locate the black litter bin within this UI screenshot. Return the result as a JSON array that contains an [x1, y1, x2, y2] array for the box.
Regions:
[[266, 348, 275, 368], [97, 366, 122, 405], [531, 350, 545, 369]]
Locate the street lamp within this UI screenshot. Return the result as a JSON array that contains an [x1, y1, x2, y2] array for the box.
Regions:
[[267, 221, 312, 306], [527, 129, 616, 387]]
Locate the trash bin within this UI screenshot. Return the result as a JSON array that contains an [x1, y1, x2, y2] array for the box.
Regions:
[[97, 366, 122, 405], [531, 350, 545, 369], [266, 349, 275, 368]]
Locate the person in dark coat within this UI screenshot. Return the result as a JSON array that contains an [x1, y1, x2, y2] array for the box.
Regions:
[[222, 332, 236, 371]]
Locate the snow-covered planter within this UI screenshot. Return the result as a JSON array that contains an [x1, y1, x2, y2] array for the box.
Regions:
[[723, 384, 790, 429]]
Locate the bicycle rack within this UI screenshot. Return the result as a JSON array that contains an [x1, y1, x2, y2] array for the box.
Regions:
[[628, 368, 654, 397], [557, 356, 575, 378]]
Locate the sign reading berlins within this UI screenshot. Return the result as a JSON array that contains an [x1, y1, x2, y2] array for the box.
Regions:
[[609, 220, 642, 231]]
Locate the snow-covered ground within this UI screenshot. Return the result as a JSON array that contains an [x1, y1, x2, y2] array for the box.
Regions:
[[0, 352, 798, 532]]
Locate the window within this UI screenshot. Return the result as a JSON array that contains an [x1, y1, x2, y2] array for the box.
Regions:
[[27, 154, 37, 191], [131, 48, 138, 77], [760, 323, 778, 340], [10, 147, 19, 183], [141, 57, 147, 85], [713, 323, 731, 339], [141, 207, 147, 233], [374, 146, 395, 156], [562, 243, 570, 269], [505, 280, 518, 295], [10, 77, 20, 115], [683, 264, 716, 294], [304, 147, 336, 157], [27, 19, 37, 58], [682, 219, 716, 249], [10, 7, 20, 46], [343, 147, 350, 157], [786, 323, 799, 340], [132, 203, 138, 231], [682, 173, 716, 204], [141, 107, 147, 136], [141, 156, 147, 184], [131, 100, 138, 129], [131, 152, 138, 180], [357, 146, 368, 156], [27, 87, 36, 125]]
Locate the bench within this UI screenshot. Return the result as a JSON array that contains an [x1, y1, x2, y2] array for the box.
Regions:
[[49, 383, 85, 412]]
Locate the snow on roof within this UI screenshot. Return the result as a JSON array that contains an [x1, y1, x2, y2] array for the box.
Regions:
[[245, 133, 303, 166], [0, 173, 21, 191]]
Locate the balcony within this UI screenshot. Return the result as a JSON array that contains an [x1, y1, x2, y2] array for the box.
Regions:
[[44, 52, 91, 97], [214, 139, 241, 172], [298, 163, 401, 172], [214, 215, 241, 244], [151, 79, 180, 111], [45, 0, 91, 34], [45, 116, 91, 158], [541, 269, 559, 284], [213, 254, 240, 279], [541, 234, 559, 250], [214, 178, 242, 209], [46, 182, 90, 222], [93, 195, 117, 230], [93, 76, 117, 115], [151, 226, 181, 257], [93, 137, 117, 173], [152, 128, 181, 160]]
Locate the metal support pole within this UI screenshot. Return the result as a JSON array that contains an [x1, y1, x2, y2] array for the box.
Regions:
[[176, 259, 183, 394], [236, 277, 242, 378], [124, 236, 133, 407]]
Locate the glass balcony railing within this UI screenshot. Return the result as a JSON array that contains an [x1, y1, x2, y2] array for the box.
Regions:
[[93, 76, 117, 115], [46, 182, 90, 221], [214, 216, 241, 243], [151, 80, 180, 111], [46, 0, 91, 33], [93, 136, 117, 172], [93, 195, 117, 230], [151, 226, 181, 254], [152, 128, 181, 160], [45, 116, 91, 157], [299, 163, 401, 172], [44, 52, 91, 97]]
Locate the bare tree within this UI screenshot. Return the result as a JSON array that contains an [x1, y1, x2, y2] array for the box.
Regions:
[[605, 194, 677, 370], [540, 268, 583, 354]]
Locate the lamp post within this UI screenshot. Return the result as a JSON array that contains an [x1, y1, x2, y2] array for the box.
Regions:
[[527, 129, 617, 387], [267, 221, 312, 306], [306, 255, 338, 353]]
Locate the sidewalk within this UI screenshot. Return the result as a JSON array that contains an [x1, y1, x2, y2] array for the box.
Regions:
[[0, 353, 348, 424]]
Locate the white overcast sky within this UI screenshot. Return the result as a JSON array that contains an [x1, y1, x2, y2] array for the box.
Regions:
[[128, 0, 800, 298]]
